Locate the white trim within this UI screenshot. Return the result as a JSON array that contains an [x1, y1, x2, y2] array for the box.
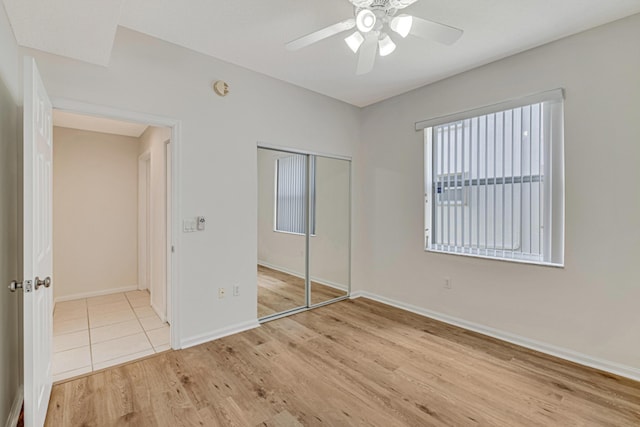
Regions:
[[151, 301, 165, 323], [54, 285, 138, 304], [415, 88, 565, 131], [272, 229, 316, 237], [425, 248, 564, 268], [257, 142, 352, 161], [258, 260, 348, 292], [4, 385, 23, 427], [168, 122, 181, 350], [350, 291, 640, 383], [165, 139, 173, 325], [50, 97, 182, 350], [137, 151, 151, 292], [180, 320, 260, 349], [53, 99, 180, 128], [349, 290, 366, 299]]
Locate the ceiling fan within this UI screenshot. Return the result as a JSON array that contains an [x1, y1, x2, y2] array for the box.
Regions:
[[285, 0, 463, 75]]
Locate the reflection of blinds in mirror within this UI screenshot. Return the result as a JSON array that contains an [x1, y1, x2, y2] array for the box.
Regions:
[[275, 155, 315, 235]]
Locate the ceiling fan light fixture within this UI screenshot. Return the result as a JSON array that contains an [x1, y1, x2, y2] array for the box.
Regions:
[[356, 9, 376, 33], [390, 14, 413, 38], [344, 31, 365, 53], [378, 34, 396, 57]]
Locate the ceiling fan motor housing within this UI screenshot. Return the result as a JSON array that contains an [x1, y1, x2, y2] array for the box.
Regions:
[[352, 0, 417, 12], [355, 6, 395, 32], [354, 0, 415, 30]]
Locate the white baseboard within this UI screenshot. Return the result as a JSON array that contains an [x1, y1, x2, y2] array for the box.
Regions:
[[150, 301, 166, 323], [180, 320, 260, 350], [4, 385, 22, 427], [350, 291, 640, 383], [54, 285, 139, 304], [258, 261, 348, 292]]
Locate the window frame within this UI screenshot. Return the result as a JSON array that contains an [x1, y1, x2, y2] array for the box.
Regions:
[[419, 89, 565, 267]]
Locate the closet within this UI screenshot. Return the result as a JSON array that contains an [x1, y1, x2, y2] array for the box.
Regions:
[[257, 147, 350, 320]]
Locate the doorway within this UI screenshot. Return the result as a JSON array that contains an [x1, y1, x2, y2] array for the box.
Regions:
[[257, 146, 351, 321], [50, 110, 173, 381]]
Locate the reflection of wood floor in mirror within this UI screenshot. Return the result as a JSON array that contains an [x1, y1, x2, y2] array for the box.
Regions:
[[258, 265, 346, 318]]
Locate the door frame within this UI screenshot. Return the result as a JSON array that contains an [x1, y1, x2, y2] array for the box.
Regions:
[[165, 139, 172, 324], [137, 151, 151, 292], [52, 98, 182, 349]]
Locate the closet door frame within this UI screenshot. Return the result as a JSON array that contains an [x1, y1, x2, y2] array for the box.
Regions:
[[257, 143, 351, 323]]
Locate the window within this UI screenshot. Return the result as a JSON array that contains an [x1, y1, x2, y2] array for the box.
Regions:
[[275, 154, 316, 235], [420, 90, 564, 265]]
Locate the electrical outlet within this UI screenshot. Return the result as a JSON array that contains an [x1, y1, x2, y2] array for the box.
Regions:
[[218, 288, 226, 299], [444, 277, 452, 289], [233, 285, 240, 297]]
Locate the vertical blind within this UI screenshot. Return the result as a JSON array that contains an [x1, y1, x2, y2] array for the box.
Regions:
[[276, 155, 316, 234], [425, 101, 555, 263]]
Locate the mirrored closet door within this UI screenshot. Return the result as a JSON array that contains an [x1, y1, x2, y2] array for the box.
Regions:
[[309, 156, 350, 306], [257, 147, 350, 321], [257, 148, 308, 318]]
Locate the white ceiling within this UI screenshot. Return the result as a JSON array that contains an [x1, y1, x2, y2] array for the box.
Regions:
[[5, 0, 640, 106], [53, 110, 148, 138], [3, 0, 124, 66]]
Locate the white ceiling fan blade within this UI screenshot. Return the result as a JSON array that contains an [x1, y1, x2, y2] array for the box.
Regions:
[[356, 33, 377, 75], [286, 19, 356, 51], [410, 16, 463, 45]]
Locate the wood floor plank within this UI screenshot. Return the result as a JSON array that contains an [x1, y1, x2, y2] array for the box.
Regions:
[[46, 298, 640, 426]]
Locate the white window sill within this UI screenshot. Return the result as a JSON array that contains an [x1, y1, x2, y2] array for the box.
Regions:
[[273, 229, 316, 237], [425, 247, 564, 268]]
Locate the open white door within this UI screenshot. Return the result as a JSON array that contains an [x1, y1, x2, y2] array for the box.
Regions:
[[23, 57, 53, 427]]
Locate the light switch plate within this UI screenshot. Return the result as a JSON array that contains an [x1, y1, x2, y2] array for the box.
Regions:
[[183, 219, 197, 232]]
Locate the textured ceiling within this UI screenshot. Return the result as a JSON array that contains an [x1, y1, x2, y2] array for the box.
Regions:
[[5, 0, 640, 106]]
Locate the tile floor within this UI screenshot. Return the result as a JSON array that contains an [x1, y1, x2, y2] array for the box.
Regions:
[[52, 290, 170, 382]]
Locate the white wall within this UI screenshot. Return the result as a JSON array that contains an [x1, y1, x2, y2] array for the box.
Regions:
[[0, 3, 21, 425], [53, 126, 140, 300], [356, 14, 640, 371], [22, 27, 361, 344], [139, 125, 171, 319], [257, 150, 350, 290]]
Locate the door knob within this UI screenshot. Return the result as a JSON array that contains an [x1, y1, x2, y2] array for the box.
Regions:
[[34, 276, 51, 290]]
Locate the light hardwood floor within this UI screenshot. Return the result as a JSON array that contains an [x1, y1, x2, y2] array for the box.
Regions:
[[46, 298, 640, 426], [257, 265, 346, 318]]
